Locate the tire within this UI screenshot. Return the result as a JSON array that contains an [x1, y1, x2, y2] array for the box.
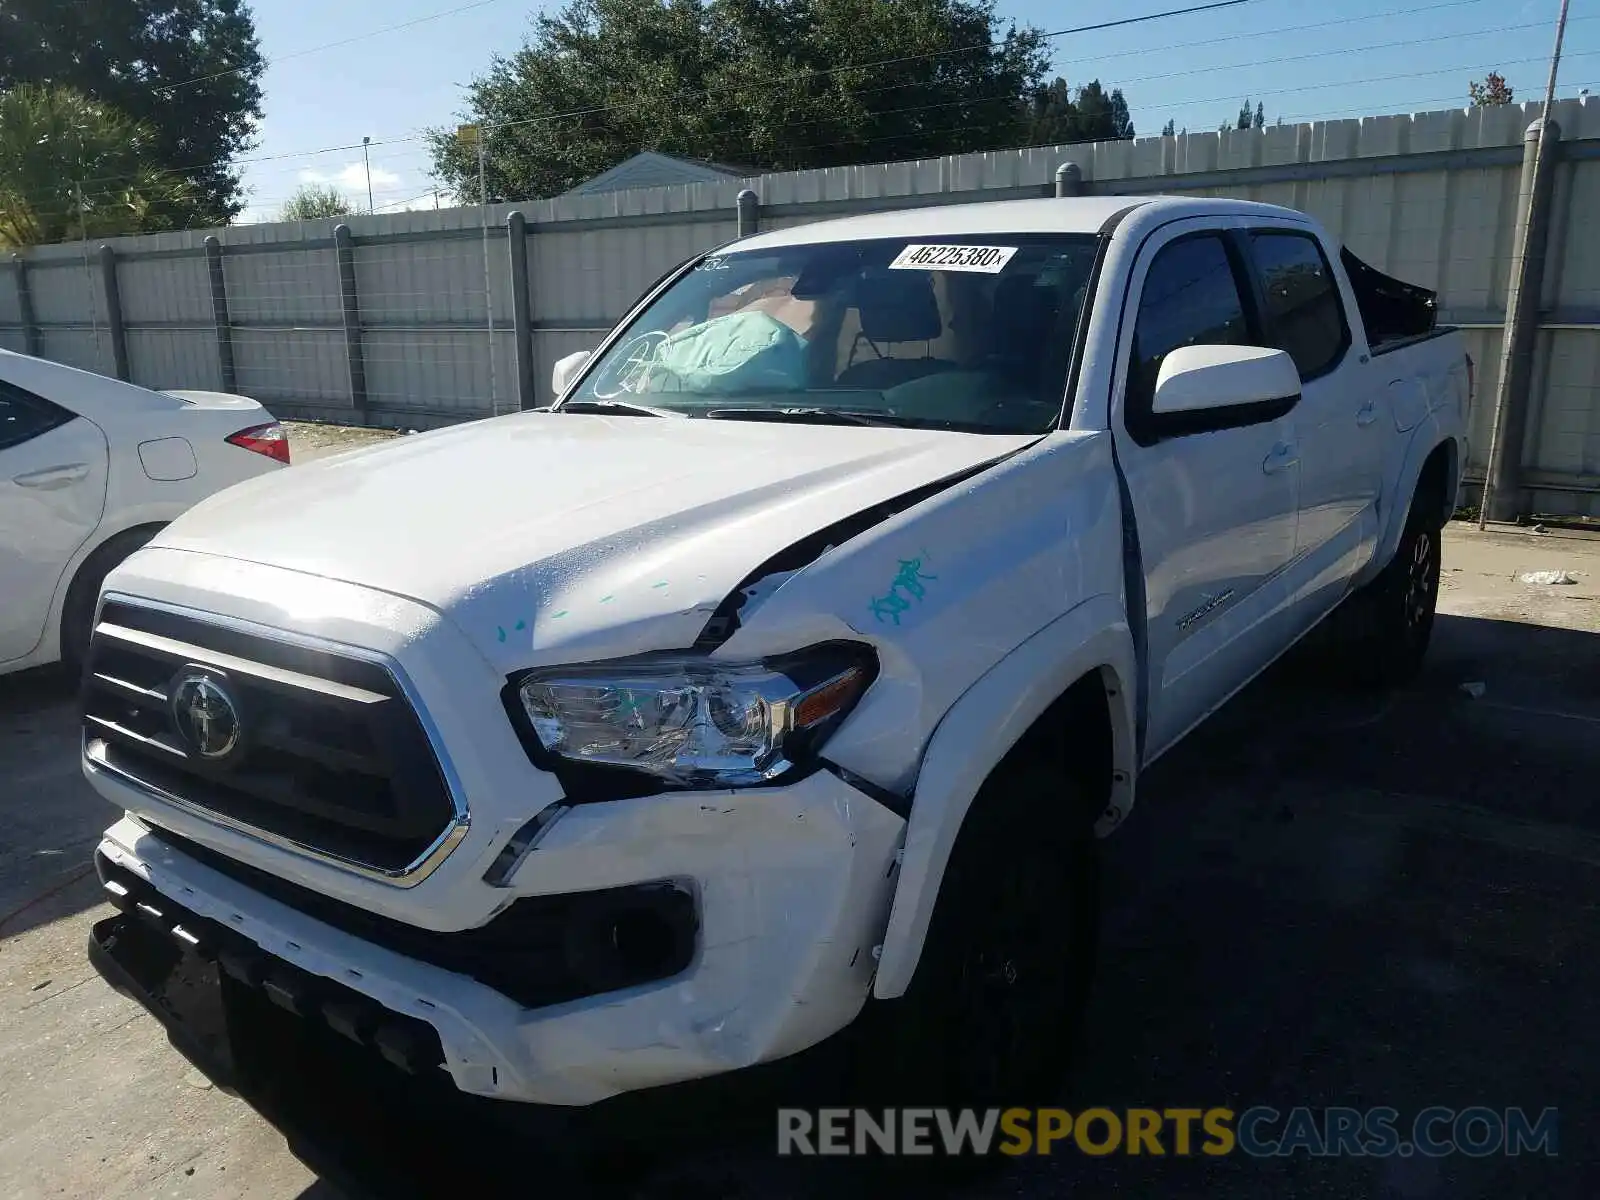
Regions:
[[59, 527, 159, 675], [854, 760, 1100, 1115], [1340, 499, 1442, 688]]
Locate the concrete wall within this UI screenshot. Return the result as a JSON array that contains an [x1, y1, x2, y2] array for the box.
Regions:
[[5, 98, 1599, 515]]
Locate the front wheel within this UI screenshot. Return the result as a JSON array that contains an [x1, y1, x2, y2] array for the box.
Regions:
[[854, 761, 1100, 1112]]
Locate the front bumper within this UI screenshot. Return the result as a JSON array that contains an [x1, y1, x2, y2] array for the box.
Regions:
[[91, 766, 905, 1106]]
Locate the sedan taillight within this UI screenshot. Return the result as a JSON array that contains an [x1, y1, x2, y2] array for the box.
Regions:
[[226, 422, 291, 464]]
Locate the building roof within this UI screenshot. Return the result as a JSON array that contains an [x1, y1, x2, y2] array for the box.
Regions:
[[562, 152, 752, 196]]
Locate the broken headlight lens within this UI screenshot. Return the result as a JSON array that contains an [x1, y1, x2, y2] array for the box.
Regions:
[[515, 646, 873, 787]]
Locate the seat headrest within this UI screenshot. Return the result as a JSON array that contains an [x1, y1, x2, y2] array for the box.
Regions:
[[854, 271, 943, 343]]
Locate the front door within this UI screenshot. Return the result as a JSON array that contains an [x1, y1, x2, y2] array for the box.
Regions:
[[1110, 222, 1301, 761]]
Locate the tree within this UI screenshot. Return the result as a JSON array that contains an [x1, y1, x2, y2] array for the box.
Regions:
[[278, 184, 355, 222], [1469, 71, 1514, 106], [1022, 76, 1134, 144], [0, 1, 264, 226], [0, 86, 193, 247], [429, 0, 1058, 200], [1222, 97, 1268, 132], [1161, 118, 1176, 137]]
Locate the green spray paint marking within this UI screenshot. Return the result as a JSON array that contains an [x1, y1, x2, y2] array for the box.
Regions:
[[869, 557, 938, 626]]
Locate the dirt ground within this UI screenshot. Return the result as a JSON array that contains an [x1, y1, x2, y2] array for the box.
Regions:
[[280, 421, 399, 463], [1, 522, 1596, 1199]]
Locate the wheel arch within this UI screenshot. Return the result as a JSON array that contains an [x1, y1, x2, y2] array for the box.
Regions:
[[1363, 430, 1462, 590], [871, 595, 1137, 1000], [51, 519, 169, 665]]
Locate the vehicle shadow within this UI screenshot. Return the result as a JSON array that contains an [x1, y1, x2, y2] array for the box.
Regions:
[[0, 666, 115, 942], [8, 611, 1595, 1198], [263, 612, 1597, 1199]]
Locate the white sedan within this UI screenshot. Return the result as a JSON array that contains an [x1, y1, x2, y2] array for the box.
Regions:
[[0, 350, 288, 676]]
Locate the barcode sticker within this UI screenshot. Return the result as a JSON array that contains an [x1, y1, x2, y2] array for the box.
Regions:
[[888, 244, 1018, 273]]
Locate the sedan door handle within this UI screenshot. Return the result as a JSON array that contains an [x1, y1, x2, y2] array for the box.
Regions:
[[13, 462, 90, 490], [1356, 399, 1380, 427], [1262, 442, 1300, 475]]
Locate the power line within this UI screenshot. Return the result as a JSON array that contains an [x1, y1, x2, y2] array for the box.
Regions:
[[70, 0, 1269, 191], [35, 8, 1588, 207], [153, 0, 516, 96]]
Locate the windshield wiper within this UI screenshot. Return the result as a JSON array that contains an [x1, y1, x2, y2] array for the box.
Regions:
[[704, 406, 916, 427], [557, 398, 681, 418]]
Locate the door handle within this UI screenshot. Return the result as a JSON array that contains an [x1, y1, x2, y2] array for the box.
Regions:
[[1262, 442, 1299, 475], [13, 462, 90, 490], [1356, 399, 1380, 427]]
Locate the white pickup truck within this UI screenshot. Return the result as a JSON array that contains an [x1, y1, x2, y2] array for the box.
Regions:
[[85, 196, 1466, 1136]]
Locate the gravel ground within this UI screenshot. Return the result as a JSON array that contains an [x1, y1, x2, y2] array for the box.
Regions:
[[0, 524, 1596, 1199]]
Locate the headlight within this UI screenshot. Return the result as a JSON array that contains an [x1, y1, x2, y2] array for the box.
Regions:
[[514, 645, 874, 788]]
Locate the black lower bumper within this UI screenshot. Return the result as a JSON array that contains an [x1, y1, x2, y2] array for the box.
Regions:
[[88, 908, 620, 1196], [87, 856, 860, 1196]]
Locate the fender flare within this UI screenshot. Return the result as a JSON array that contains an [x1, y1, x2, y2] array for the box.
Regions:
[[871, 594, 1138, 999], [1357, 420, 1461, 590]]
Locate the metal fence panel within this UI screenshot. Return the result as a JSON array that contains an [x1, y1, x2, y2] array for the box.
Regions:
[[3, 98, 1599, 514], [126, 329, 219, 391]]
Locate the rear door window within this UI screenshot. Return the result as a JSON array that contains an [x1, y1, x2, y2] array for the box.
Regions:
[[1248, 232, 1350, 380]]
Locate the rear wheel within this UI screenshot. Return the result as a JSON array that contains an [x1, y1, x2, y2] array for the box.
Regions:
[[60, 527, 159, 675], [1339, 501, 1442, 688], [855, 760, 1100, 1115]]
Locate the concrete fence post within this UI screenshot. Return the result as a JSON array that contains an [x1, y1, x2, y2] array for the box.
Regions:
[[333, 224, 368, 421], [10, 253, 39, 358], [203, 236, 237, 393], [736, 189, 760, 238], [506, 211, 537, 410], [1483, 118, 1562, 523], [1054, 162, 1084, 197], [97, 245, 129, 380]]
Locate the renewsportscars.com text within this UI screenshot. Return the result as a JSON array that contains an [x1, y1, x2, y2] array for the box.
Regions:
[[776, 1106, 1559, 1158]]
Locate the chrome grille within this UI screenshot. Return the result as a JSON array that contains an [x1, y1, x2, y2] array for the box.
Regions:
[[82, 597, 465, 881]]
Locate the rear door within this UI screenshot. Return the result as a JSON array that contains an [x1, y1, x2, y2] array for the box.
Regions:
[[0, 382, 109, 662], [1111, 219, 1301, 761], [1243, 224, 1382, 612]]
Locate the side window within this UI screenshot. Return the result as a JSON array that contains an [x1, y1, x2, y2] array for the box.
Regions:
[[1249, 232, 1349, 380], [0, 383, 73, 453], [1126, 234, 1253, 439]]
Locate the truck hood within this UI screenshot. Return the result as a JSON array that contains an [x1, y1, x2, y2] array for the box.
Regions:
[[157, 411, 1038, 670]]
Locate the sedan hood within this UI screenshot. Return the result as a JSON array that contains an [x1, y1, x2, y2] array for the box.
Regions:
[[157, 412, 1037, 670]]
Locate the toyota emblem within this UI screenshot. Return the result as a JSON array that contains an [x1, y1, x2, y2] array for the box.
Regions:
[[169, 669, 242, 761]]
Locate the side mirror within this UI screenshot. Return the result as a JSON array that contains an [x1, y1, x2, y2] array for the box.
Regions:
[[1152, 345, 1300, 415], [551, 349, 592, 399]]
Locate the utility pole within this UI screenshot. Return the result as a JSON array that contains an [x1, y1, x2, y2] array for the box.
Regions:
[[1480, 0, 1570, 527], [457, 123, 500, 417], [362, 136, 375, 213]]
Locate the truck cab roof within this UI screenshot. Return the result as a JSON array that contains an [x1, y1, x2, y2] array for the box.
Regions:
[[733, 195, 1316, 252]]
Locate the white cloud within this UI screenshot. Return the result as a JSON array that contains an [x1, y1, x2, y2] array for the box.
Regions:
[[298, 162, 402, 191]]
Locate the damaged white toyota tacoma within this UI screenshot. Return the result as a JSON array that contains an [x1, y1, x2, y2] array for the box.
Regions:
[[84, 197, 1467, 1140]]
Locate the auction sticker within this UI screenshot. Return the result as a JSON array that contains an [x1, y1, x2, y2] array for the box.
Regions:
[[888, 244, 1017, 273]]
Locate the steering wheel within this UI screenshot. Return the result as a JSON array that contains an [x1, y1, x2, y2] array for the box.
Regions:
[[591, 331, 669, 398]]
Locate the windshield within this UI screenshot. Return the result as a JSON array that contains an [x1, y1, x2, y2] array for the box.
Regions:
[[565, 233, 1100, 433]]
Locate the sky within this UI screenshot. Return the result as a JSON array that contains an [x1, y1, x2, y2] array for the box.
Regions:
[[237, 0, 1597, 222]]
